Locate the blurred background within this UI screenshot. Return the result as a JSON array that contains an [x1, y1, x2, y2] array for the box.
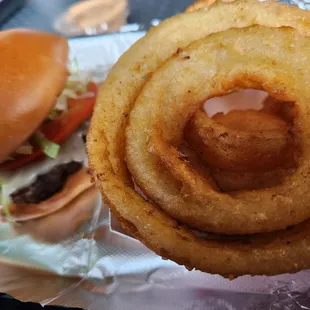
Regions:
[[0, 0, 194, 36]]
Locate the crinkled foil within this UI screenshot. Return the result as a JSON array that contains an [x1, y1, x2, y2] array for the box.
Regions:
[[1, 29, 310, 310]]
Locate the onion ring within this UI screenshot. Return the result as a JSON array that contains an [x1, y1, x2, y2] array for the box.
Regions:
[[88, 0, 310, 276], [185, 109, 295, 173], [210, 168, 295, 192], [128, 26, 309, 235], [185, 108, 296, 192]]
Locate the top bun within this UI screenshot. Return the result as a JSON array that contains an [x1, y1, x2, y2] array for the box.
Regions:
[[0, 29, 69, 162]]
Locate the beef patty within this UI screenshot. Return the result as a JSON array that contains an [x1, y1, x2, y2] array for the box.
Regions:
[[11, 161, 83, 204]]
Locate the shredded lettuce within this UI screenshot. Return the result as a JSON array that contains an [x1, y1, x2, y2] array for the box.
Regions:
[[50, 58, 92, 118], [55, 94, 68, 111], [67, 57, 91, 94], [47, 109, 62, 121], [70, 57, 80, 74], [0, 180, 14, 223], [65, 80, 88, 94], [62, 88, 82, 99], [33, 134, 60, 159], [15, 144, 33, 155], [4, 156, 14, 161], [11, 59, 93, 160]]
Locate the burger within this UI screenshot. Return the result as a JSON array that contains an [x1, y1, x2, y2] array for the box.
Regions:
[[0, 29, 99, 243]]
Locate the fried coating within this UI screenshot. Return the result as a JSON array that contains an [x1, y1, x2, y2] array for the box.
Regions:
[[88, 0, 310, 276]]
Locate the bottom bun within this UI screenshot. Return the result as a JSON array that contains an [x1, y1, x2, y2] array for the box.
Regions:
[[8, 168, 93, 222], [13, 186, 100, 243]]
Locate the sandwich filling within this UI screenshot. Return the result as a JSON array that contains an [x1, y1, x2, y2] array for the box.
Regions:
[[0, 65, 96, 220]]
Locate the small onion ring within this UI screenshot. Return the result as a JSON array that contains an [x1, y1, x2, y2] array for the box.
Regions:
[[184, 109, 295, 173], [185, 108, 296, 192], [210, 167, 294, 192]]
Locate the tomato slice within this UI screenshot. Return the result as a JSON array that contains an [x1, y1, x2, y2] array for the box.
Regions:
[[0, 82, 97, 171]]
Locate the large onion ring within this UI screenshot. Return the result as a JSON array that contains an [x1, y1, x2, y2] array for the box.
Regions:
[[88, 0, 310, 276], [127, 26, 309, 235]]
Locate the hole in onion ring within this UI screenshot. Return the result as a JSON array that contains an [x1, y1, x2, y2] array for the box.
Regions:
[[183, 89, 299, 192]]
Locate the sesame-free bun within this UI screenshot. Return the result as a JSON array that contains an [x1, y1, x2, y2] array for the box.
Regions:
[[8, 168, 94, 222], [13, 186, 99, 244], [0, 29, 69, 162]]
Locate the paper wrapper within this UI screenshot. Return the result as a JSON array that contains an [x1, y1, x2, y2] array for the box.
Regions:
[[1, 27, 310, 310]]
